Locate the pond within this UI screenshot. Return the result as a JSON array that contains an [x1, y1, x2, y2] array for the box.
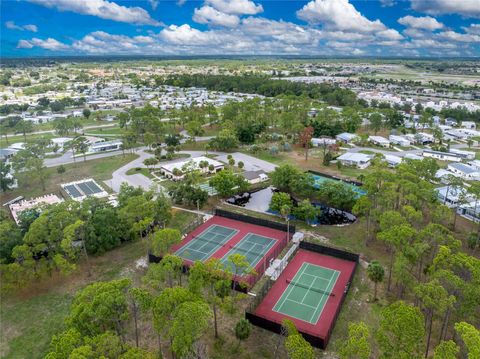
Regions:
[[310, 171, 366, 198], [226, 187, 356, 225]]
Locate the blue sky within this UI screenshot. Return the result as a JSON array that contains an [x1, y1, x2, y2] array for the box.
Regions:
[[1, 0, 479, 57]]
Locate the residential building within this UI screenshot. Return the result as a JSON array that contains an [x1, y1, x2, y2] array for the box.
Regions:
[[435, 186, 470, 208], [449, 148, 476, 160], [311, 137, 336, 147], [241, 170, 269, 184], [159, 156, 224, 180], [461, 121, 476, 129], [335, 132, 358, 144], [368, 135, 390, 148], [336, 153, 371, 169], [447, 163, 480, 180], [389, 135, 410, 147], [423, 150, 463, 162], [89, 140, 123, 153]]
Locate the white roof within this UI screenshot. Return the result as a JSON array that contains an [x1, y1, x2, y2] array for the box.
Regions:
[[369, 135, 390, 143], [337, 152, 371, 162], [160, 156, 224, 173]]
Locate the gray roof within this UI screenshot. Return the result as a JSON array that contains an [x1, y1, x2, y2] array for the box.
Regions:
[[449, 163, 478, 174], [242, 170, 267, 180]]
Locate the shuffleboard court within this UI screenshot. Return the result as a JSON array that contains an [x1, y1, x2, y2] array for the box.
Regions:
[[273, 262, 340, 324], [175, 224, 238, 262], [221, 233, 277, 273]]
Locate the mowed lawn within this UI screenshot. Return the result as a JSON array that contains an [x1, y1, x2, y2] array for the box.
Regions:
[[0, 210, 198, 359], [2, 154, 138, 203]]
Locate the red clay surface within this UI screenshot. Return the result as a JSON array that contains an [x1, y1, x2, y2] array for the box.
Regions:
[[254, 249, 356, 341], [171, 215, 288, 286]]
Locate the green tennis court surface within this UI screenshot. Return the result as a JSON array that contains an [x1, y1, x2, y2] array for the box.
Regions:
[[221, 233, 276, 274], [175, 224, 238, 262], [273, 263, 340, 324]]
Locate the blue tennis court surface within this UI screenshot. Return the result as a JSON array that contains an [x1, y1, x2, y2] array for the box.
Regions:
[[221, 233, 277, 274], [175, 224, 238, 262]]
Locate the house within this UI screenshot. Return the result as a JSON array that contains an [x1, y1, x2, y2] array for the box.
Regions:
[[457, 201, 480, 223], [50, 137, 72, 152], [461, 121, 476, 130], [435, 169, 461, 183], [435, 186, 470, 208], [449, 148, 476, 160], [159, 156, 224, 180], [9, 194, 63, 225], [336, 153, 371, 169], [389, 135, 410, 147], [311, 137, 336, 147], [405, 153, 423, 161], [368, 136, 390, 148], [447, 163, 480, 180], [422, 150, 463, 162], [241, 170, 269, 184], [0, 148, 17, 161], [384, 154, 402, 167], [468, 160, 480, 171], [89, 140, 123, 153], [335, 132, 358, 144], [445, 118, 458, 126]]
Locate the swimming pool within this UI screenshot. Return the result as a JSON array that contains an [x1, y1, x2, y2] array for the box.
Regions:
[[310, 173, 366, 197]]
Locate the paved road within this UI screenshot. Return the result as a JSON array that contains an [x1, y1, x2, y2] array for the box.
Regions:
[[45, 148, 132, 167], [6, 123, 118, 139]]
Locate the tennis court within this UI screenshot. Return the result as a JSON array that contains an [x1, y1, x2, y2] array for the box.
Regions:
[[273, 262, 339, 324], [221, 233, 277, 273], [175, 224, 238, 262], [251, 248, 357, 349]]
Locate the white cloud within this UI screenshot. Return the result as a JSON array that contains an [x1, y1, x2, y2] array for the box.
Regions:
[[193, 6, 240, 27], [27, 0, 161, 26], [148, 0, 159, 10], [380, 0, 396, 7], [17, 37, 69, 50], [296, 0, 388, 33], [463, 24, 480, 35], [352, 48, 365, 55], [437, 30, 480, 42], [410, 0, 480, 19], [5, 21, 38, 32], [398, 15, 444, 30], [205, 0, 263, 15], [16, 40, 34, 49]]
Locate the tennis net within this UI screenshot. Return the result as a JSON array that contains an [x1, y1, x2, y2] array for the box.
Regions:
[[286, 279, 335, 297]]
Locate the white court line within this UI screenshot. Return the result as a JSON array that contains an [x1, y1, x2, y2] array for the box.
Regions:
[[302, 272, 332, 283], [299, 271, 319, 305], [176, 225, 238, 261], [273, 262, 340, 324], [221, 233, 276, 270], [308, 268, 340, 324], [284, 298, 317, 310], [273, 262, 308, 312]]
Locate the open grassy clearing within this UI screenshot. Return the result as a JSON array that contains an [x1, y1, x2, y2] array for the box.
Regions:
[[2, 154, 138, 203]]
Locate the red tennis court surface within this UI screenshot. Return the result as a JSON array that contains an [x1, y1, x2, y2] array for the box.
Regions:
[[171, 215, 289, 288], [253, 249, 356, 348]]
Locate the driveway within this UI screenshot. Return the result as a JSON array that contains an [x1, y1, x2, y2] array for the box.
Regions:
[[215, 152, 278, 173]]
